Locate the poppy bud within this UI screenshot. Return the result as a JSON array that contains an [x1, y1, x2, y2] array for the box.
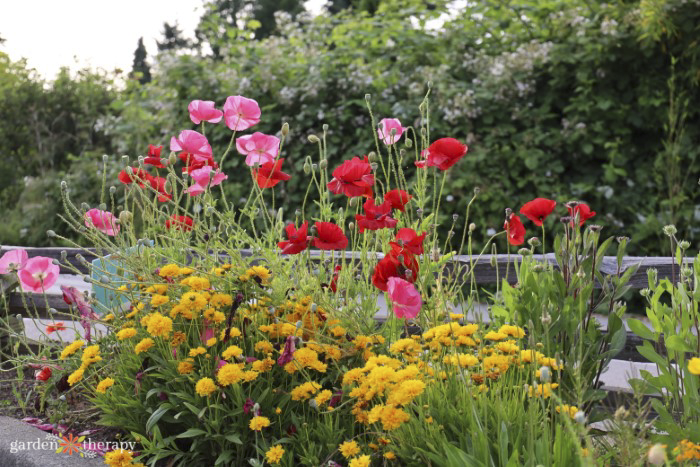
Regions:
[[60, 250, 67, 261], [121, 155, 129, 165], [119, 211, 133, 225], [137, 156, 145, 165], [308, 135, 320, 143], [518, 248, 531, 256], [109, 186, 117, 195], [452, 214, 459, 222], [405, 138, 413, 148], [322, 123, 329, 132], [469, 223, 476, 232], [46, 230, 56, 238], [368, 152, 377, 162], [311, 163, 318, 171], [417, 208, 423, 217], [320, 159, 327, 169], [663, 225, 677, 236], [348, 222, 355, 231], [99, 203, 107, 210], [365, 93, 371, 102], [504, 208, 512, 218], [432, 249, 440, 262], [421, 127, 427, 136], [281, 122, 289, 136], [528, 237, 540, 247], [370, 163, 379, 171], [419, 102, 426, 113], [541, 312, 551, 324], [60, 181, 68, 191], [80, 203, 90, 212], [303, 163, 311, 174]]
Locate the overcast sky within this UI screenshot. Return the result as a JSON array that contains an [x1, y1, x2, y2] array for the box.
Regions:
[[0, 0, 325, 79]]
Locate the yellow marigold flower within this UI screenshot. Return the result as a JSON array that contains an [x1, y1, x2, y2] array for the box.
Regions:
[[103, 314, 114, 322], [180, 292, 207, 311], [387, 379, 426, 406], [368, 405, 410, 431], [484, 331, 507, 341], [349, 455, 371, 467], [245, 266, 271, 284], [243, 371, 258, 382], [254, 341, 274, 354], [180, 276, 211, 290], [343, 368, 367, 385], [104, 449, 135, 466], [496, 340, 519, 354], [189, 346, 207, 357], [252, 358, 275, 373], [178, 361, 194, 375], [169, 304, 186, 319], [145, 284, 168, 295], [499, 324, 526, 338], [556, 405, 579, 419], [426, 416, 434, 424], [339, 440, 361, 458], [449, 313, 464, 320], [527, 382, 559, 398], [158, 264, 181, 278], [222, 345, 243, 360], [150, 294, 170, 307], [291, 382, 321, 401], [140, 314, 151, 327], [249, 416, 270, 431], [146, 312, 173, 338], [210, 311, 226, 324], [117, 328, 138, 340], [117, 285, 129, 291], [67, 367, 85, 386], [483, 355, 510, 373], [688, 357, 700, 375], [170, 331, 186, 346], [315, 389, 333, 407], [179, 267, 194, 275], [330, 326, 347, 337], [195, 377, 217, 397], [385, 451, 396, 460], [220, 328, 242, 340], [206, 337, 217, 347], [209, 293, 233, 308], [125, 308, 139, 319], [135, 338, 155, 354], [81, 345, 102, 367], [265, 445, 285, 464], [96, 377, 115, 394], [674, 439, 700, 462], [60, 340, 84, 360], [217, 363, 245, 386]]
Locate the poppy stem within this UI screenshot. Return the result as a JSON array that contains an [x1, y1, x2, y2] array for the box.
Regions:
[[219, 130, 237, 168]]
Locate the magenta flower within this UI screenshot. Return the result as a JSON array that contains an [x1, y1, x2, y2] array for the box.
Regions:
[[62, 286, 99, 343], [277, 335, 296, 366], [188, 100, 223, 125], [18, 257, 60, 293], [187, 166, 228, 196], [170, 130, 213, 161], [236, 132, 280, 167], [387, 277, 422, 320], [0, 249, 28, 274], [223, 96, 261, 131], [378, 118, 406, 145], [84, 209, 120, 236]]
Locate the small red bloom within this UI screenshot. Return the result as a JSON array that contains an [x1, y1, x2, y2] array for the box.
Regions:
[[278, 221, 309, 255], [504, 213, 526, 246], [390, 228, 427, 255], [567, 203, 596, 227], [179, 153, 218, 174], [355, 199, 398, 233], [426, 138, 468, 170], [118, 167, 151, 187], [149, 176, 171, 202], [46, 322, 66, 334], [144, 144, 165, 167], [520, 198, 557, 226], [34, 366, 52, 382], [327, 156, 374, 198], [166, 215, 194, 231], [329, 264, 342, 293], [313, 222, 348, 250], [384, 189, 412, 212], [372, 250, 419, 292], [415, 149, 429, 169], [254, 158, 291, 189]]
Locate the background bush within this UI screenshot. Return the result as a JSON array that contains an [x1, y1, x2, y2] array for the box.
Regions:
[[1, 0, 698, 255]]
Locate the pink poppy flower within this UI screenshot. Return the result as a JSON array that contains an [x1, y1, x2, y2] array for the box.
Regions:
[[170, 130, 213, 160], [84, 209, 120, 236], [0, 249, 28, 274], [18, 257, 60, 293], [387, 277, 422, 320], [378, 118, 406, 145], [187, 166, 228, 196], [236, 132, 280, 167], [188, 100, 223, 124], [223, 96, 261, 131]]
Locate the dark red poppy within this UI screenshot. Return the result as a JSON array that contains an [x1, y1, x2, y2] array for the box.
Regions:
[[35, 366, 52, 382], [567, 203, 596, 227], [278, 221, 309, 255], [144, 144, 165, 168], [165, 215, 194, 231], [371, 250, 419, 292], [390, 228, 426, 255], [520, 198, 557, 226], [148, 176, 171, 202], [327, 156, 374, 198], [313, 222, 348, 250], [504, 213, 525, 246], [329, 264, 341, 293], [355, 199, 398, 233], [254, 158, 291, 189], [384, 189, 412, 212], [426, 138, 468, 170], [118, 167, 152, 187]]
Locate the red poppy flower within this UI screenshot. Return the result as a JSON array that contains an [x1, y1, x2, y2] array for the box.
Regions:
[[390, 228, 426, 255], [254, 158, 291, 189], [568, 203, 596, 227], [179, 153, 218, 174], [46, 322, 66, 334], [166, 215, 194, 231], [415, 149, 429, 169], [118, 167, 151, 187], [520, 198, 557, 226], [35, 366, 52, 382], [384, 189, 412, 212], [504, 213, 526, 246], [426, 138, 468, 170], [144, 144, 165, 167], [355, 199, 398, 233], [327, 156, 374, 198], [278, 221, 309, 255], [149, 176, 172, 202], [372, 250, 419, 292], [330, 264, 342, 293], [313, 222, 348, 250]]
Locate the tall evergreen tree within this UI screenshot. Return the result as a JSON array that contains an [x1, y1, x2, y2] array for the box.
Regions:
[[157, 22, 190, 52], [251, 0, 305, 39], [130, 37, 151, 84], [326, 0, 382, 14]]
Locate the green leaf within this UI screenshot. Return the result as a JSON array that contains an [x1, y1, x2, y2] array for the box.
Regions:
[[627, 318, 655, 341], [176, 428, 207, 438], [665, 335, 693, 353], [146, 405, 170, 434], [225, 434, 242, 444]]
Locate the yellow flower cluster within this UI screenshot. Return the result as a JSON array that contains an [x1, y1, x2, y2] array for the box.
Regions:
[[265, 445, 285, 464], [249, 415, 271, 431], [291, 382, 322, 401], [104, 448, 144, 467], [674, 440, 700, 462], [60, 340, 84, 360], [96, 377, 115, 394]]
